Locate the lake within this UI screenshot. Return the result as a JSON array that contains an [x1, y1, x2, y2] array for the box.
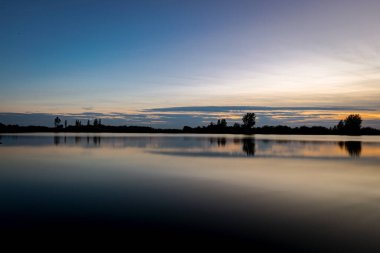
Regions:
[[1, 133, 380, 251]]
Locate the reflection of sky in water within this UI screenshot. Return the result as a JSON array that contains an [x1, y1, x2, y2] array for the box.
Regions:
[[1, 133, 380, 250]]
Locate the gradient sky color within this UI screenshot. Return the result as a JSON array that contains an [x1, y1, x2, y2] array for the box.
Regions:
[[1, 0, 380, 127]]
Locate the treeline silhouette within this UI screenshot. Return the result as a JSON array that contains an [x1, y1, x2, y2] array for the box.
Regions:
[[184, 113, 379, 135], [183, 124, 380, 135], [0, 120, 181, 134], [1, 113, 379, 135]]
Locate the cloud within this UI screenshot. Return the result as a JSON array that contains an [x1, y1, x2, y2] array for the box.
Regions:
[[82, 106, 94, 111], [144, 106, 374, 113], [0, 105, 379, 129]]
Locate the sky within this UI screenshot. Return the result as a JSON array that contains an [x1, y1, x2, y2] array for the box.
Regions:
[[1, 0, 380, 128]]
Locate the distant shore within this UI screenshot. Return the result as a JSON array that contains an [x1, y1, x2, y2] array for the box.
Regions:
[[1, 124, 379, 135], [2, 113, 377, 135]]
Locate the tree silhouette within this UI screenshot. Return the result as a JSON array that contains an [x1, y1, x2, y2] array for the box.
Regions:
[[93, 118, 102, 127], [336, 120, 345, 131], [54, 117, 61, 128], [344, 114, 362, 134], [242, 113, 256, 129], [75, 120, 82, 127], [217, 119, 227, 128]]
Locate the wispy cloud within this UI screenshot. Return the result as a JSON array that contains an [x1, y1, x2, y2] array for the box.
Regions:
[[1, 105, 379, 128], [82, 106, 94, 111], [145, 106, 374, 113]]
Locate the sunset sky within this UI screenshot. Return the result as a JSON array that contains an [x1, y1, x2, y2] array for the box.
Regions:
[[1, 0, 379, 128]]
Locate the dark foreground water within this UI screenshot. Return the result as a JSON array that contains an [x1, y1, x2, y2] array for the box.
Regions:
[[0, 133, 380, 251]]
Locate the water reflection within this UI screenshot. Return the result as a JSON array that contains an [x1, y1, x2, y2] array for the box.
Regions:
[[1, 134, 380, 159], [54, 135, 60, 145], [93, 136, 101, 146], [242, 138, 256, 156], [209, 137, 227, 147], [209, 137, 255, 156], [338, 141, 362, 157], [1, 133, 380, 251]]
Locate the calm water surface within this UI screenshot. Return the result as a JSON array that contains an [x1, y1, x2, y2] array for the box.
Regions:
[[0, 133, 380, 251]]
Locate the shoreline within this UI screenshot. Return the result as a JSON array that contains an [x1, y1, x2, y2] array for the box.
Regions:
[[1, 130, 379, 136]]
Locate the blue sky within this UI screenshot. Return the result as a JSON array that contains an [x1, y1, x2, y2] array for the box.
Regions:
[[1, 0, 379, 127]]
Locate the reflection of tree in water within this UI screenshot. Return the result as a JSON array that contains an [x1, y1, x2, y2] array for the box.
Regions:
[[242, 138, 255, 156], [338, 141, 362, 157], [54, 136, 60, 145], [217, 138, 226, 147], [75, 136, 101, 146], [93, 136, 101, 146], [209, 138, 226, 147], [52, 136, 102, 146]]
